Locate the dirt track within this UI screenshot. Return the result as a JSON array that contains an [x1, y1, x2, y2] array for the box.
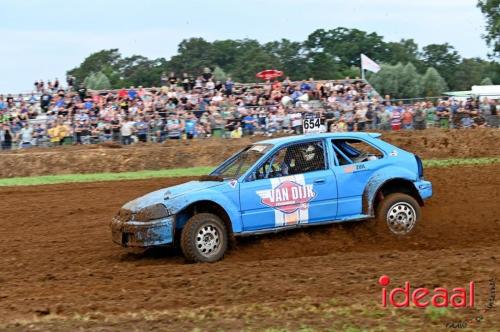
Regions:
[[0, 164, 499, 331]]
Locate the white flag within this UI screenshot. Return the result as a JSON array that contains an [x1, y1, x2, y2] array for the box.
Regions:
[[361, 54, 381, 73]]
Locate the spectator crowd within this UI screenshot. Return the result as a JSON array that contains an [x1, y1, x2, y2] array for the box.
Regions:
[[0, 71, 498, 150]]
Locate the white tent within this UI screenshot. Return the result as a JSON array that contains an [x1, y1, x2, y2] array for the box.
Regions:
[[471, 85, 500, 99]]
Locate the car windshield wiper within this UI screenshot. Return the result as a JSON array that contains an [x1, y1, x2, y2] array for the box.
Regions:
[[198, 175, 224, 182]]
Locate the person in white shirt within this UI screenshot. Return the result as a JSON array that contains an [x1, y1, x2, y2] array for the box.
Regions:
[[18, 122, 34, 148], [290, 111, 303, 134], [212, 92, 223, 103], [120, 118, 136, 145]]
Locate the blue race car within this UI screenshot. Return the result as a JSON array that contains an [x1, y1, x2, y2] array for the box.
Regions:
[[111, 133, 432, 262]]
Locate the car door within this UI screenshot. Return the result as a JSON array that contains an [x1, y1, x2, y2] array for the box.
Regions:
[[329, 138, 385, 217], [239, 140, 337, 231]]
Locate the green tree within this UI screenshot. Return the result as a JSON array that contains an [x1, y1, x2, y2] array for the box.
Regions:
[[477, 0, 500, 56], [421, 67, 448, 96], [210, 39, 241, 72], [480, 77, 493, 85], [117, 55, 167, 87], [452, 57, 495, 90], [399, 63, 422, 98], [304, 27, 389, 70], [66, 27, 495, 89], [339, 66, 361, 79], [368, 63, 404, 98], [83, 72, 111, 90], [264, 39, 309, 80], [212, 66, 227, 82], [421, 43, 461, 89], [230, 40, 280, 82], [307, 52, 338, 80], [168, 38, 215, 76], [67, 49, 121, 86], [481, 60, 500, 84], [385, 39, 425, 72]]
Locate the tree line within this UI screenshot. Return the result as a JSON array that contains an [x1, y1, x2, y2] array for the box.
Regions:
[[69, 27, 499, 98]]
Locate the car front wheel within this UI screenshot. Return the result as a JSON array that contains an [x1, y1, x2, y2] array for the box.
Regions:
[[376, 193, 421, 235], [180, 213, 228, 263]]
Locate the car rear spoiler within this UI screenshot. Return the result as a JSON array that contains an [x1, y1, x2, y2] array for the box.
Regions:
[[368, 133, 382, 138]]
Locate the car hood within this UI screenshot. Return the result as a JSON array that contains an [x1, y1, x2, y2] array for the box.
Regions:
[[123, 180, 225, 211]]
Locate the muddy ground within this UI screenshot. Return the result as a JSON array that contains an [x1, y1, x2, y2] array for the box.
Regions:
[[0, 164, 498, 331], [1, 128, 499, 178]]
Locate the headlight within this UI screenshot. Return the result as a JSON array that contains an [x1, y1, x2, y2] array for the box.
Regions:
[[116, 208, 133, 222], [134, 204, 170, 222]]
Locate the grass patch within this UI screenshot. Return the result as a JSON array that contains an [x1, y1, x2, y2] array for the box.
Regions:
[[0, 156, 499, 187], [0, 166, 213, 187], [342, 327, 364, 332], [361, 307, 387, 319], [423, 157, 500, 168], [424, 307, 450, 321]]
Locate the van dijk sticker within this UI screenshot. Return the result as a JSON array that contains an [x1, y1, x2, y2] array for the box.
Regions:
[[256, 175, 316, 226]]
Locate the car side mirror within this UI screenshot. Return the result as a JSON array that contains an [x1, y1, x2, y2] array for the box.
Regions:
[[247, 172, 256, 182]]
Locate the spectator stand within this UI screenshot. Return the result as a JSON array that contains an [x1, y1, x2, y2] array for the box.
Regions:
[[0, 78, 498, 150]]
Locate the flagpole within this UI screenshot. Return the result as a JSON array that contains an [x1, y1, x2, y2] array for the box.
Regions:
[[361, 56, 365, 80]]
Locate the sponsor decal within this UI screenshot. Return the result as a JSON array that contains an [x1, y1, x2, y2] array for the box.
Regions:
[[343, 164, 366, 173], [259, 180, 316, 214], [228, 179, 238, 188], [256, 175, 316, 226], [390, 150, 398, 157], [343, 165, 356, 173]]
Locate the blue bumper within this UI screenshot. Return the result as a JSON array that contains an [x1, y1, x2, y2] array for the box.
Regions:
[[111, 216, 174, 247], [415, 180, 432, 201]]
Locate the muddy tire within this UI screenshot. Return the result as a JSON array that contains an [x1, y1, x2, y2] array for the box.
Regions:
[[375, 193, 421, 235], [180, 213, 228, 263]]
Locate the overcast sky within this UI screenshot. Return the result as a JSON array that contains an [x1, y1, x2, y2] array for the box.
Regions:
[[1, 0, 489, 93]]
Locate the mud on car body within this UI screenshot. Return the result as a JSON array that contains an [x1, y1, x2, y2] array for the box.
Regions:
[[111, 133, 432, 262]]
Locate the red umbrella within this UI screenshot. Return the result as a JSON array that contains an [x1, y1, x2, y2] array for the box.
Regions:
[[256, 69, 283, 81]]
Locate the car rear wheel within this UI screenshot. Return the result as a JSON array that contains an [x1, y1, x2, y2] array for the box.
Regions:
[[376, 193, 421, 235], [180, 213, 228, 263]]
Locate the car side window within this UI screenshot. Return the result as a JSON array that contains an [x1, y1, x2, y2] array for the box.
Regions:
[[252, 141, 326, 180], [331, 139, 384, 165]]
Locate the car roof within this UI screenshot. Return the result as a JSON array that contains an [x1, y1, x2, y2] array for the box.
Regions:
[[258, 132, 382, 146]]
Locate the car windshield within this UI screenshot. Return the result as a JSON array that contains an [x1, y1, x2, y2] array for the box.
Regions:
[[211, 144, 272, 179]]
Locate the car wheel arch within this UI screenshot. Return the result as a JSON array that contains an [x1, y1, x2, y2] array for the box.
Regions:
[[363, 177, 423, 216], [175, 200, 234, 237]]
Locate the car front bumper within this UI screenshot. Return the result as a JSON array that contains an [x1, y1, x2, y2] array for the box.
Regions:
[[415, 180, 432, 201], [111, 216, 175, 247]]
